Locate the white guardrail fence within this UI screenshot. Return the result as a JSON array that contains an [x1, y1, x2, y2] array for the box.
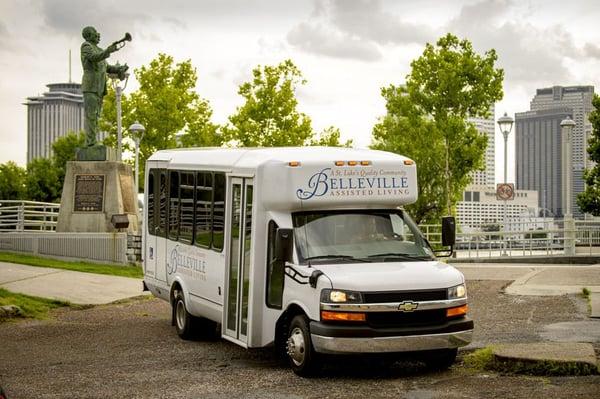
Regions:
[[1, 200, 599, 260]]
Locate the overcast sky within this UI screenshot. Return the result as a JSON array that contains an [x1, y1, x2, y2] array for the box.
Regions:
[[1, 0, 599, 184]]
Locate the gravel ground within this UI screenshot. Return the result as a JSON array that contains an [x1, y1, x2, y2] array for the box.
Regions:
[[0, 281, 598, 399]]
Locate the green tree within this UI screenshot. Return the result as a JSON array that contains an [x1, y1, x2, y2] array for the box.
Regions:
[[0, 161, 27, 200], [100, 53, 220, 190], [51, 131, 86, 184], [578, 95, 600, 215], [223, 59, 348, 148], [309, 126, 353, 147], [372, 33, 503, 223], [25, 158, 61, 202]]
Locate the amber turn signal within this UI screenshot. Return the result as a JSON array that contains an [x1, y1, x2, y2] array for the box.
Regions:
[[321, 311, 366, 322], [403, 160, 415, 165], [446, 304, 468, 318]]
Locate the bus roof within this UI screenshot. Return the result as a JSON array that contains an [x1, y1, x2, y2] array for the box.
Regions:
[[148, 147, 412, 170]]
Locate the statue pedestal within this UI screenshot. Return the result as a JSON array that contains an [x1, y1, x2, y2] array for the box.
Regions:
[[56, 160, 139, 234]]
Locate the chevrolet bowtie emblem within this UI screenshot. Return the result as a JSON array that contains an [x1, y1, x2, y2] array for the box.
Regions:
[[398, 301, 418, 312]]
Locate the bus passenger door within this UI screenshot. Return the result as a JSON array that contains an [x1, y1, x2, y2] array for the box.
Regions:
[[224, 177, 254, 345], [145, 164, 168, 283]]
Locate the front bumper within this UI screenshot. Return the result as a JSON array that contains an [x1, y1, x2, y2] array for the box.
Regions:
[[310, 317, 473, 354]]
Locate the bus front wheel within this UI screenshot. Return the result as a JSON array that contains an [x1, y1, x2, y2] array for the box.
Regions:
[[287, 315, 319, 376]]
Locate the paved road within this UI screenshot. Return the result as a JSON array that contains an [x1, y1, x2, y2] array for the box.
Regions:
[[0, 281, 598, 399], [0, 262, 146, 304]]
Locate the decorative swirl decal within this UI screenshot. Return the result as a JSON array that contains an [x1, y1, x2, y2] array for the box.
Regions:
[[296, 168, 331, 200]]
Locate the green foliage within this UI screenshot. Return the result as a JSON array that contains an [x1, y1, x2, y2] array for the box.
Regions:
[[25, 158, 61, 202], [100, 53, 220, 190], [463, 347, 494, 370], [0, 252, 143, 278], [0, 288, 71, 321], [223, 59, 348, 148], [372, 33, 503, 223], [0, 161, 27, 200], [51, 131, 86, 183], [577, 95, 600, 215]]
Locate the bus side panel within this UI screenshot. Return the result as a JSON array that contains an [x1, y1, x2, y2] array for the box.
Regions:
[[165, 237, 225, 324]]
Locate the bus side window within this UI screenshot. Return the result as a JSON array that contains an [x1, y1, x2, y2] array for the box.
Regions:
[[195, 172, 213, 248], [212, 173, 226, 251], [266, 220, 283, 309], [168, 170, 179, 241], [147, 170, 155, 235], [157, 170, 167, 237], [179, 172, 195, 244]]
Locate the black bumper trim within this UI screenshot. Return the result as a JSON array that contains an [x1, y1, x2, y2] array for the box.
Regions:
[[310, 317, 474, 338]]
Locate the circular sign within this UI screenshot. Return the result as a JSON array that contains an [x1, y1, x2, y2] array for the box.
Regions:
[[496, 183, 515, 200]]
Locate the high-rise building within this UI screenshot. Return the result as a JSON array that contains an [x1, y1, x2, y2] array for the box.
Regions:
[[24, 82, 84, 163], [468, 106, 496, 187], [515, 85, 594, 218]]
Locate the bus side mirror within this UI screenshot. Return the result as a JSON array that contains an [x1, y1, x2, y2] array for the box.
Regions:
[[441, 216, 456, 247], [275, 228, 294, 263]]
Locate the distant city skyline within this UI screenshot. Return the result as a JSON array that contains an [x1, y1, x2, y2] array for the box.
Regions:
[[2, 0, 600, 187]]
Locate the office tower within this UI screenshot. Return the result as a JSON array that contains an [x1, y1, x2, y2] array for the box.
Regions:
[[515, 86, 594, 218], [24, 82, 84, 163], [468, 105, 496, 187]]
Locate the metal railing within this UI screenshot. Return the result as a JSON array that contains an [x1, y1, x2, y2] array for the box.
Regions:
[[0, 200, 60, 232], [420, 219, 600, 258]]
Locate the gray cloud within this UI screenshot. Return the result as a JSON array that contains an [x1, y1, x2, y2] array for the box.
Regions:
[[287, 0, 435, 61], [287, 22, 382, 61], [327, 0, 435, 45], [584, 43, 600, 59], [446, 0, 574, 84]]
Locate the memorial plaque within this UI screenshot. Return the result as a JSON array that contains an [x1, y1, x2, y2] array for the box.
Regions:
[[74, 174, 105, 212]]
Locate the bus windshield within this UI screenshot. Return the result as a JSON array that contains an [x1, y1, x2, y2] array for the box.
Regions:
[[292, 209, 434, 264]]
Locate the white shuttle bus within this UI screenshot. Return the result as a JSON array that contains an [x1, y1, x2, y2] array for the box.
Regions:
[[143, 147, 473, 375]]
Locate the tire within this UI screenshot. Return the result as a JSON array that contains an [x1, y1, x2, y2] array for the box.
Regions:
[[286, 315, 319, 376], [173, 290, 195, 340], [422, 348, 458, 371]]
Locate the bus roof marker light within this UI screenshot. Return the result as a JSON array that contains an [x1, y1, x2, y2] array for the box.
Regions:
[[360, 161, 371, 166], [288, 161, 301, 167], [347, 161, 358, 166], [334, 161, 345, 166], [404, 160, 414, 165]]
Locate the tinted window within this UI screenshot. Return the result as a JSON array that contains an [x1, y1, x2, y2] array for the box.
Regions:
[[213, 173, 226, 251], [266, 220, 283, 309], [195, 172, 213, 248], [157, 171, 167, 237], [147, 170, 155, 235], [179, 172, 195, 244], [168, 171, 179, 241]]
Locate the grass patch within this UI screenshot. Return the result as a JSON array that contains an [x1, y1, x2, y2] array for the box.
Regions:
[[581, 287, 592, 313], [463, 347, 494, 371], [0, 288, 72, 321], [463, 346, 598, 376], [0, 251, 143, 278]]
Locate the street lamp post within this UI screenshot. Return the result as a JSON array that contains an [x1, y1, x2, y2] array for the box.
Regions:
[[561, 116, 576, 256], [497, 112, 514, 255], [129, 121, 146, 194], [110, 69, 130, 162]]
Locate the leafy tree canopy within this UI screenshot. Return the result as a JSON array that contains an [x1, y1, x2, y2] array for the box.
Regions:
[[372, 33, 503, 223], [223, 59, 348, 147], [0, 161, 27, 200], [100, 53, 220, 190], [578, 94, 600, 215], [26, 158, 61, 203]]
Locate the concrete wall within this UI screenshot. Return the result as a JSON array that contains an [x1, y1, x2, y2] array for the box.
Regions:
[[0, 232, 128, 265]]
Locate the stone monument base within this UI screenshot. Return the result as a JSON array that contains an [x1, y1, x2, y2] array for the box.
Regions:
[[56, 160, 139, 234]]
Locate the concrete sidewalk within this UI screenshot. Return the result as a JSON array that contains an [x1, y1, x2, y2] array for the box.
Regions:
[[454, 263, 600, 320], [0, 262, 147, 305]]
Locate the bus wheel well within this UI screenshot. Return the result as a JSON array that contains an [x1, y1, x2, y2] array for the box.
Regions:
[[169, 282, 183, 326], [274, 304, 306, 360]]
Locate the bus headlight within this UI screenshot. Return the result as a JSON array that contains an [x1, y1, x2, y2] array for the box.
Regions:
[[448, 284, 467, 299], [320, 289, 363, 303]]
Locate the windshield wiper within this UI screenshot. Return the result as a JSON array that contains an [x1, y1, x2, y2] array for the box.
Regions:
[[303, 254, 370, 263], [366, 252, 433, 261]]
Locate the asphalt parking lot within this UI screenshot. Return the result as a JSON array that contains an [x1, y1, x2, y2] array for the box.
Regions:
[[0, 280, 599, 399]]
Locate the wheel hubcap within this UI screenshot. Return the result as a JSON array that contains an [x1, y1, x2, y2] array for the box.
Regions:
[[286, 327, 306, 366], [176, 300, 186, 330]]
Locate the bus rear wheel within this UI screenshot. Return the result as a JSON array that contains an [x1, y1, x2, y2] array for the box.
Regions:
[[174, 291, 194, 340], [286, 315, 319, 376]]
